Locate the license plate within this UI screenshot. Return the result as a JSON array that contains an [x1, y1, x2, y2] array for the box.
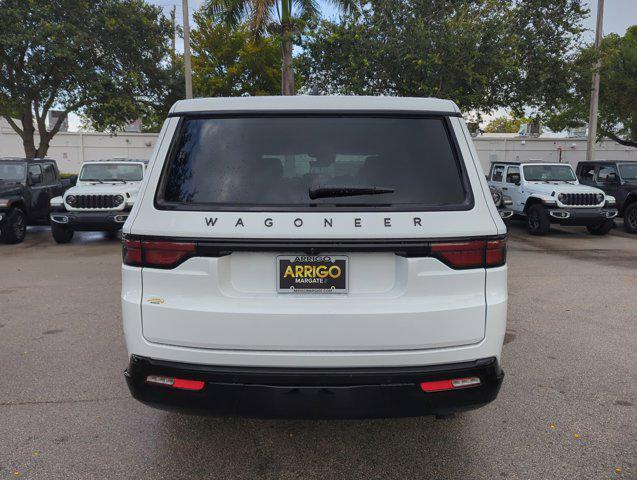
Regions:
[[277, 255, 348, 294]]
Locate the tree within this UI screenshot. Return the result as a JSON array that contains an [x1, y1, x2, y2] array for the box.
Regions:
[[299, 0, 587, 118], [547, 25, 637, 147], [0, 0, 172, 157], [191, 11, 281, 97], [484, 116, 531, 133], [506, 0, 588, 118], [205, 0, 359, 95]]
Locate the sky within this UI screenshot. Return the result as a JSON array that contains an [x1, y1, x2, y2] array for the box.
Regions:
[[68, 0, 636, 130]]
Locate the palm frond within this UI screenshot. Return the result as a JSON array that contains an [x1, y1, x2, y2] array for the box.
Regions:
[[324, 0, 360, 15], [205, 0, 251, 27], [292, 0, 320, 20], [251, 0, 277, 34]]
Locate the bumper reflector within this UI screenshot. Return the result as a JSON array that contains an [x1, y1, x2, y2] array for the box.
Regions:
[[420, 377, 481, 393], [146, 375, 205, 391]]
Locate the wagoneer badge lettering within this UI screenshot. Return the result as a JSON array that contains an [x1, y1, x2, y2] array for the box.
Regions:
[[204, 216, 425, 229]]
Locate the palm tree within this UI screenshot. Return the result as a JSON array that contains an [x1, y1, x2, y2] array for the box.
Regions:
[[207, 0, 359, 95]]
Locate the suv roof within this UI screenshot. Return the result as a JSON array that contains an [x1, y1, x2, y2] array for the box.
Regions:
[[83, 158, 148, 164], [577, 160, 637, 165], [0, 157, 57, 163], [169, 96, 461, 116], [491, 161, 572, 166]]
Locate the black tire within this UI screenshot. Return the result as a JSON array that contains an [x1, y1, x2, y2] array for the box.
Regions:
[[586, 219, 614, 236], [0, 208, 27, 244], [51, 222, 74, 244], [527, 204, 550, 235], [624, 203, 637, 234]]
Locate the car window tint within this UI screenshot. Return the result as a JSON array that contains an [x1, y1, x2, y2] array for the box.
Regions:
[[27, 164, 42, 185], [160, 116, 470, 209], [505, 166, 520, 184], [579, 165, 596, 181], [618, 163, 637, 181], [597, 166, 618, 182], [491, 165, 505, 182], [42, 163, 56, 184]]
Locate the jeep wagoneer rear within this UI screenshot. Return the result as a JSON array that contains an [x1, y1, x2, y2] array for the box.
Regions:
[[122, 96, 507, 418]]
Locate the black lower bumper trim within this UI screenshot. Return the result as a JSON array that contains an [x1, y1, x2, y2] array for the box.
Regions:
[[125, 356, 504, 419], [50, 211, 128, 230], [549, 208, 617, 225]]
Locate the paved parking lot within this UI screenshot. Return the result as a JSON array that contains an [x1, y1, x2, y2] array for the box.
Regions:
[[0, 223, 635, 479]]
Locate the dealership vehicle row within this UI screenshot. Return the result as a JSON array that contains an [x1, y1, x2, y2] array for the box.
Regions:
[[2, 160, 636, 246]]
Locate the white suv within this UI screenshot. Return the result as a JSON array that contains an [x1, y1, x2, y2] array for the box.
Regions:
[[122, 96, 507, 418], [50, 159, 147, 243], [488, 162, 618, 235]]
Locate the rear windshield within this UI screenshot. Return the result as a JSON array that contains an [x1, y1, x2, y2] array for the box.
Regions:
[[158, 116, 470, 210]]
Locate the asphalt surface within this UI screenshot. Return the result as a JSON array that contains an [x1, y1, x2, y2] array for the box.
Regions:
[[0, 222, 635, 479]]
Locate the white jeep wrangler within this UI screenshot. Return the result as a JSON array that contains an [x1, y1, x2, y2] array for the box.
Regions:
[[488, 162, 618, 235], [50, 158, 148, 243], [122, 96, 507, 418]]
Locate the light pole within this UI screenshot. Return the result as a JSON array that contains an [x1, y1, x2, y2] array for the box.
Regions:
[[182, 0, 193, 99], [586, 0, 604, 161]]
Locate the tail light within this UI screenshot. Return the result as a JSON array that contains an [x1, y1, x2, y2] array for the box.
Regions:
[[431, 238, 506, 269], [420, 377, 481, 393], [146, 375, 204, 391], [123, 238, 142, 266], [123, 238, 196, 269]]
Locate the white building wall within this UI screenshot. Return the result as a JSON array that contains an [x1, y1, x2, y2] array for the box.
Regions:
[[0, 121, 157, 173], [471, 135, 637, 173], [1, 120, 636, 174]]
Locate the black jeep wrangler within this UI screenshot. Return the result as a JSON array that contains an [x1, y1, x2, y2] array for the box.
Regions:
[[0, 158, 74, 243], [576, 161, 637, 234]]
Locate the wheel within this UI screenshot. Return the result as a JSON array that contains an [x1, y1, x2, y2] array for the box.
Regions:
[[624, 203, 637, 234], [51, 222, 74, 243], [527, 204, 550, 235], [0, 208, 27, 244], [586, 219, 614, 235]]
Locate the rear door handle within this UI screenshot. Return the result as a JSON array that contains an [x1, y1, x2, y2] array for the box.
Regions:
[[502, 187, 508, 191]]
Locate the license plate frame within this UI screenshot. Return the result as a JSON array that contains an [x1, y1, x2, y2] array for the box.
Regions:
[[277, 255, 349, 294]]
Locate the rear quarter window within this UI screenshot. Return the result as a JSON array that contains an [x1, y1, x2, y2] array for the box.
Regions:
[[156, 115, 473, 211]]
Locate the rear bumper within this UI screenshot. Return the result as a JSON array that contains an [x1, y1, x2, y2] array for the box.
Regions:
[[548, 207, 617, 225], [50, 210, 129, 230], [124, 355, 504, 419]]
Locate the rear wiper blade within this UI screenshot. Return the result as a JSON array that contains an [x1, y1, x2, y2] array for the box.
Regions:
[[309, 185, 395, 200]]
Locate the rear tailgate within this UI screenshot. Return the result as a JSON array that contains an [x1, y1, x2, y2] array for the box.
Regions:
[[132, 114, 502, 352]]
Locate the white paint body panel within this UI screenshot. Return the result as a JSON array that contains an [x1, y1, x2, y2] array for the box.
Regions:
[[488, 162, 608, 214], [122, 97, 507, 368]]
